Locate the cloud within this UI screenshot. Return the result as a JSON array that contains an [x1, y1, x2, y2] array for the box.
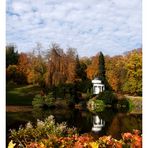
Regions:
[[6, 0, 142, 57]]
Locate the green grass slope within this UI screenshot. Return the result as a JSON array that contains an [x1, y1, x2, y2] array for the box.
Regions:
[[6, 84, 40, 106]]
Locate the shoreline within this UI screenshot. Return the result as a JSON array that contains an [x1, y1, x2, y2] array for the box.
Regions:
[[6, 105, 33, 112]]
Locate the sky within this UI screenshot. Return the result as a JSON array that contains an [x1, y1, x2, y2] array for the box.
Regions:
[[6, 0, 142, 57]]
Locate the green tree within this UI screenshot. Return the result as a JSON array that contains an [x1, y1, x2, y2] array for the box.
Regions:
[[98, 52, 111, 90], [6, 44, 19, 68], [99, 52, 105, 79]]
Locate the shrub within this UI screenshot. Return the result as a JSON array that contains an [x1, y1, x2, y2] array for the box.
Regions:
[[86, 88, 93, 100], [117, 99, 130, 112], [87, 99, 105, 112], [97, 91, 118, 105], [94, 99, 105, 111], [75, 80, 92, 93], [127, 97, 142, 113], [9, 115, 78, 147], [32, 92, 55, 108]]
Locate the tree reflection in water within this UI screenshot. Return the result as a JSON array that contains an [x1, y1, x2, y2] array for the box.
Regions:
[[7, 107, 142, 142]]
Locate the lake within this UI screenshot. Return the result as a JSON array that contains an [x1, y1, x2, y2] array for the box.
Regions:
[[6, 106, 142, 145]]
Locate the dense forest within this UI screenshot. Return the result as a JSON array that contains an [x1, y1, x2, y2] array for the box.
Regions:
[[6, 43, 142, 96]]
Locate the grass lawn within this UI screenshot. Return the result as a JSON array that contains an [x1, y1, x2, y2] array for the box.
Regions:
[[124, 95, 142, 113], [6, 84, 41, 106]]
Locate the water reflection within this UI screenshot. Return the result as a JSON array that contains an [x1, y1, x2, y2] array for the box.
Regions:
[[92, 115, 105, 132], [6, 108, 142, 141]]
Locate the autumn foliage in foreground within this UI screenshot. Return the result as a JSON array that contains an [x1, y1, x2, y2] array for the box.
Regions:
[[8, 131, 142, 148], [8, 115, 142, 148]]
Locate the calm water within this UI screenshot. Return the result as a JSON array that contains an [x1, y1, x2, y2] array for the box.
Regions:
[[6, 107, 142, 143]]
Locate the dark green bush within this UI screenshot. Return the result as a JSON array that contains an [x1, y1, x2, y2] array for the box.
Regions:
[[97, 91, 118, 105], [85, 88, 93, 100], [118, 99, 128, 106], [75, 80, 92, 93], [32, 93, 55, 108]]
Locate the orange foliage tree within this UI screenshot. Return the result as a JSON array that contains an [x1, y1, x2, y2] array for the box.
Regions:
[[86, 53, 99, 80]]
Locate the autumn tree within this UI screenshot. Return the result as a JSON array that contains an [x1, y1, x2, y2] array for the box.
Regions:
[[6, 44, 28, 84], [6, 65, 26, 84], [24, 44, 48, 93], [65, 47, 77, 83], [44, 44, 78, 98], [86, 54, 99, 79], [45, 43, 69, 88], [122, 49, 142, 95], [105, 55, 126, 92], [26, 52, 37, 84], [17, 52, 31, 84], [105, 48, 142, 95], [18, 53, 29, 73]]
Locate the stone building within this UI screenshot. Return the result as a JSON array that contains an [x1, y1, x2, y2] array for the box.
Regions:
[[92, 78, 105, 95]]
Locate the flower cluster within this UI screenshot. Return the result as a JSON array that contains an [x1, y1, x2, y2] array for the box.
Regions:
[[8, 115, 142, 148], [122, 129, 142, 148], [9, 115, 78, 147], [8, 130, 142, 148]]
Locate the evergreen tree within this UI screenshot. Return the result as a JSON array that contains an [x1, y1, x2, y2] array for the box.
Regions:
[[98, 52, 112, 90], [98, 52, 105, 80], [6, 44, 19, 68]]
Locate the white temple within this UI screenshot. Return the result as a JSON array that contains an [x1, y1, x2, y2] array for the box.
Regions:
[[92, 78, 105, 95]]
